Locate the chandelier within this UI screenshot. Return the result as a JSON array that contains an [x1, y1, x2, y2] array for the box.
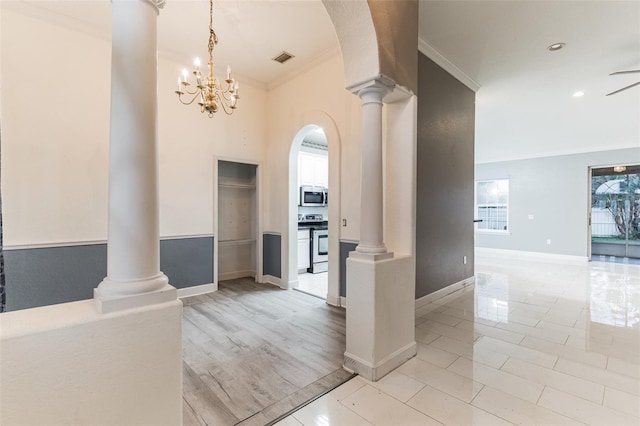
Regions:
[[175, 0, 239, 117]]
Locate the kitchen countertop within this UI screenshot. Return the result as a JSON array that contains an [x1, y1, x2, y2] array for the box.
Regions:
[[297, 221, 328, 230]]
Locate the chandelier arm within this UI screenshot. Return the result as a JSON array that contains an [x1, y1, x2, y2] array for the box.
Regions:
[[177, 92, 203, 106], [218, 99, 235, 115]]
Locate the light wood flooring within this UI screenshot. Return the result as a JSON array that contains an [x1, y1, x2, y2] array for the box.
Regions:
[[182, 278, 351, 426]]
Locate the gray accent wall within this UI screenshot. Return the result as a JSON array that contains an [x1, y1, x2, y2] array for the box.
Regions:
[[475, 148, 640, 257], [339, 241, 358, 297], [160, 237, 214, 288], [4, 236, 214, 311], [263, 233, 281, 278], [416, 53, 476, 300]]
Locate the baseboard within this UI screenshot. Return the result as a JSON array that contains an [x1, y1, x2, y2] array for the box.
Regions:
[[218, 270, 256, 281], [263, 274, 282, 288], [177, 283, 216, 298], [415, 276, 475, 310], [475, 247, 588, 264], [343, 341, 416, 381], [340, 296, 347, 308], [326, 294, 341, 307]]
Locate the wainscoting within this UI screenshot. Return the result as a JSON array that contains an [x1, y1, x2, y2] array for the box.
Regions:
[[4, 236, 214, 311]]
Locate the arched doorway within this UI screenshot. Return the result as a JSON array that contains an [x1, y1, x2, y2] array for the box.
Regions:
[[286, 114, 341, 306]]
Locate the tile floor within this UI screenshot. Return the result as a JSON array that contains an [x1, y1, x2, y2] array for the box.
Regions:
[[277, 254, 640, 425], [296, 271, 328, 299]]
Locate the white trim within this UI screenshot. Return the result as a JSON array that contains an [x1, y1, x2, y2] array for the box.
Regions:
[[217, 270, 256, 281], [343, 341, 416, 381], [415, 276, 475, 309], [262, 274, 282, 288], [475, 230, 511, 236], [326, 294, 341, 307], [3, 240, 107, 250], [339, 296, 347, 308], [177, 283, 216, 298], [160, 233, 214, 241], [418, 38, 480, 92], [475, 247, 589, 264], [340, 239, 359, 245], [4, 234, 214, 251]]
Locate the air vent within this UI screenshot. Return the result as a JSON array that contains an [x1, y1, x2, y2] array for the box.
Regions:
[[272, 51, 295, 64]]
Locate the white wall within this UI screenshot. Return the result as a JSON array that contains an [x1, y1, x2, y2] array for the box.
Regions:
[[1, 299, 183, 425], [475, 147, 640, 258], [265, 53, 361, 239], [1, 9, 110, 246], [0, 7, 269, 246]]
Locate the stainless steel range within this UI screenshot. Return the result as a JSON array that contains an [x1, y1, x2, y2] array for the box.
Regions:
[[299, 214, 328, 274]]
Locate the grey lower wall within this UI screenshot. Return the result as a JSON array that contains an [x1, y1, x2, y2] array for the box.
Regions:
[[340, 241, 358, 297], [415, 53, 475, 300], [475, 148, 640, 257], [4, 236, 214, 311], [160, 237, 214, 288], [263, 233, 281, 278]]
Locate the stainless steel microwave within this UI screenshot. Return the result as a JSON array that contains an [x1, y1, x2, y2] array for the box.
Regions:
[[300, 186, 327, 207]]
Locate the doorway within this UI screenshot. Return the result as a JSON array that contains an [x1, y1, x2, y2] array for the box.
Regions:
[[590, 164, 640, 262], [215, 160, 260, 285], [294, 128, 329, 299], [286, 115, 342, 307]]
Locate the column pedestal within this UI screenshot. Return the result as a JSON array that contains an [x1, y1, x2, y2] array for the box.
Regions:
[[344, 76, 416, 380], [344, 255, 416, 381]]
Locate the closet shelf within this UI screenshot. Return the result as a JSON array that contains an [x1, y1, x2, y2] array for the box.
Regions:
[[218, 182, 256, 189]]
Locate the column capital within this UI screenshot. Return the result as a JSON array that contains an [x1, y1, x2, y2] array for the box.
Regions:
[[347, 74, 396, 98], [112, 0, 165, 14]]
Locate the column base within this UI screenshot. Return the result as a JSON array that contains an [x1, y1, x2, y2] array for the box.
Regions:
[[350, 251, 394, 261], [345, 254, 416, 381], [344, 342, 416, 381], [94, 284, 177, 314]]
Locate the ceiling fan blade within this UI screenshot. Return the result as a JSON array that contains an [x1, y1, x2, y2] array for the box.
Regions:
[[606, 81, 640, 96], [610, 70, 640, 75]]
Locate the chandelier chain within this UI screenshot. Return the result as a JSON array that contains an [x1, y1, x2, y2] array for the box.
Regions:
[[208, 0, 217, 59]]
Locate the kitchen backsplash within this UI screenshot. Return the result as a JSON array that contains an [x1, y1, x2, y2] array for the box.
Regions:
[[298, 206, 328, 220]]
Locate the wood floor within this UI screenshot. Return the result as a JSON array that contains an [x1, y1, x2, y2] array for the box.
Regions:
[[182, 278, 351, 426]]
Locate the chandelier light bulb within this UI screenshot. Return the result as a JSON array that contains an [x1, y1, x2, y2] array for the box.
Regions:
[[194, 57, 201, 68], [181, 68, 188, 82]]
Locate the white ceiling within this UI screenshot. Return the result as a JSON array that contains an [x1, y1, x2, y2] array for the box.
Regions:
[[4, 0, 639, 163], [419, 1, 640, 163]]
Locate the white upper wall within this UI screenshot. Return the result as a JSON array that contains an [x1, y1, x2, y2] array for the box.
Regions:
[[1, 7, 268, 246], [264, 52, 362, 242]]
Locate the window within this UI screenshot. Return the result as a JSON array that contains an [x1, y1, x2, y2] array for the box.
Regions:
[[475, 179, 509, 233]]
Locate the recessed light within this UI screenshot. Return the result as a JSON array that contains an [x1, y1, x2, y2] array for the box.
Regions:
[[548, 42, 566, 51], [573, 91, 585, 97]]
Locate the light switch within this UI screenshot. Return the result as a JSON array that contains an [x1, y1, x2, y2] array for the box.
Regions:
[[528, 214, 534, 220]]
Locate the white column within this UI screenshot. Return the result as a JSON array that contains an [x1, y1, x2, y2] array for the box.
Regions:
[[351, 77, 395, 259], [94, 0, 175, 313]]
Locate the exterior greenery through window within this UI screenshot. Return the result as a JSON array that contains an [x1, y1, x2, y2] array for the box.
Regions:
[[476, 179, 509, 232]]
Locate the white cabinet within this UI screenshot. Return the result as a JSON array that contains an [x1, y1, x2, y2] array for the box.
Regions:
[[297, 229, 310, 271], [298, 152, 328, 188]]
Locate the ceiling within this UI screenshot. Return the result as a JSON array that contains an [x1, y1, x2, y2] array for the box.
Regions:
[[4, 0, 639, 163], [419, 1, 640, 163]]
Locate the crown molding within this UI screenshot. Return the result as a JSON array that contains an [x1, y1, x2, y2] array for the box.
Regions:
[[418, 38, 480, 92], [267, 45, 342, 91]]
